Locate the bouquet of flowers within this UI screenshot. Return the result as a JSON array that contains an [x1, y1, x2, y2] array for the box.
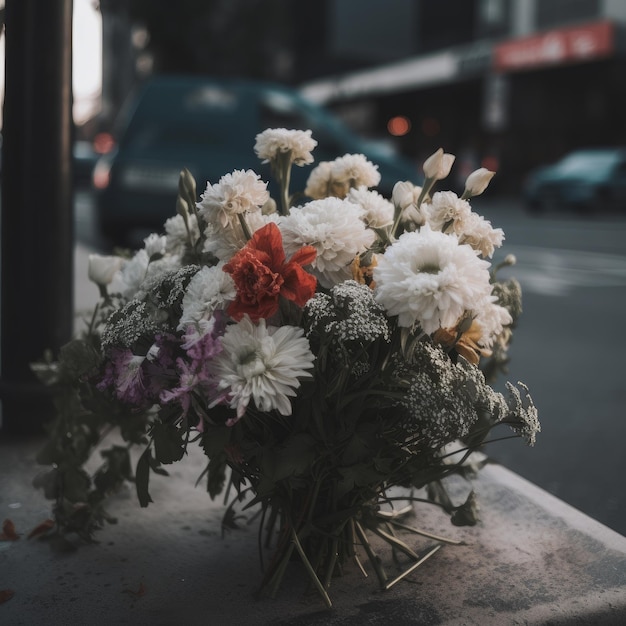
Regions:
[[34, 128, 539, 606]]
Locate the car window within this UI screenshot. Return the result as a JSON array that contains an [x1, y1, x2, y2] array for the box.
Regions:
[[558, 152, 618, 174], [122, 84, 244, 150]]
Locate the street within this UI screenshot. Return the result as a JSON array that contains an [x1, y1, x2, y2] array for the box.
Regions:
[[75, 191, 626, 536]]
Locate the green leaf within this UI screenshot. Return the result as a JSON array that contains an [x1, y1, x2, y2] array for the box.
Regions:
[[207, 455, 227, 500], [451, 491, 480, 527], [59, 339, 100, 380], [135, 448, 153, 508], [152, 422, 185, 464]]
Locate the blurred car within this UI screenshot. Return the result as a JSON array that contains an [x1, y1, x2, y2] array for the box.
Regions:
[[523, 148, 626, 214], [93, 75, 419, 243]]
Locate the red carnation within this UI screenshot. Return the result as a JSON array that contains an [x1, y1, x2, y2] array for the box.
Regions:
[[223, 223, 317, 321]]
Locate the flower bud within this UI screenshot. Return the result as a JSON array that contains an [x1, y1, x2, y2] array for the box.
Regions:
[[88, 254, 123, 286], [464, 167, 496, 197], [392, 181, 417, 210], [423, 148, 455, 181]]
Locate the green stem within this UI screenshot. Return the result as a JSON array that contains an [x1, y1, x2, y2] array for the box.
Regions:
[[291, 527, 333, 609], [354, 520, 387, 588], [383, 544, 442, 590]]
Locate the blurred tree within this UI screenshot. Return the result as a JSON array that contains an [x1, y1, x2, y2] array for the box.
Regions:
[[125, 0, 296, 81]]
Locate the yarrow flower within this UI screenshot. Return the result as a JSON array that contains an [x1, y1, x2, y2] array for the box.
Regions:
[[254, 128, 317, 166], [373, 225, 493, 334], [280, 197, 375, 288], [209, 316, 315, 423], [223, 222, 317, 321]]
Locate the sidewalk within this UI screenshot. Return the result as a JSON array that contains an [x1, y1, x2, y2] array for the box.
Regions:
[[1, 244, 625, 624], [1, 437, 625, 625]]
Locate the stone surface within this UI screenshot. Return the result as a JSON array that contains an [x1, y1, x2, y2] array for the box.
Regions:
[[1, 436, 625, 625]]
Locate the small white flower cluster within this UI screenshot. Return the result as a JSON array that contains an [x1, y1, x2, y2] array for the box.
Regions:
[[396, 342, 506, 448], [305, 280, 391, 345]]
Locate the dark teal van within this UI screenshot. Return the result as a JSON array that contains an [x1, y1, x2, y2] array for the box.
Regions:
[[93, 75, 419, 243]]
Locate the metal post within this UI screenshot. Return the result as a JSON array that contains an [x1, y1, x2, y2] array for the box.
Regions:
[[1, 0, 74, 435]]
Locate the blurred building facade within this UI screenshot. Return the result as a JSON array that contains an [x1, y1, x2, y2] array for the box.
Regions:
[[296, 0, 626, 192]]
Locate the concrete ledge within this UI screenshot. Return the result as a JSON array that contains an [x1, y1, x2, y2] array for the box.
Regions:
[[1, 437, 625, 625]]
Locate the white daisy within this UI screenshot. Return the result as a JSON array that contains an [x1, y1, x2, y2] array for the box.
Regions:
[[280, 197, 375, 288], [373, 225, 493, 334], [254, 128, 317, 166], [210, 316, 315, 423], [197, 169, 269, 228], [177, 263, 236, 331], [347, 186, 394, 229]]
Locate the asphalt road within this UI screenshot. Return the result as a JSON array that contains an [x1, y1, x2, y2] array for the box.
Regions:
[[76, 191, 626, 536]]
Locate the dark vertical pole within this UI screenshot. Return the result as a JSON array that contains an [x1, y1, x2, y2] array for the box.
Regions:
[[1, 0, 74, 435]]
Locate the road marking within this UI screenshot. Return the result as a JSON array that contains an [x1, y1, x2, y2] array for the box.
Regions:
[[497, 245, 626, 295]]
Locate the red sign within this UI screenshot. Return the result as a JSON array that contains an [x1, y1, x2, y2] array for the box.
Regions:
[[494, 20, 614, 72]]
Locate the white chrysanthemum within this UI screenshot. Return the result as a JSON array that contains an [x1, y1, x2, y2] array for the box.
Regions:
[[165, 213, 200, 255], [373, 225, 493, 334], [456, 211, 504, 258], [304, 161, 333, 199], [331, 153, 380, 189], [254, 128, 317, 166], [426, 191, 472, 232], [203, 211, 279, 262], [280, 198, 376, 288], [347, 186, 394, 229], [196, 169, 269, 228], [210, 316, 315, 423], [111, 249, 149, 300], [177, 263, 236, 331]]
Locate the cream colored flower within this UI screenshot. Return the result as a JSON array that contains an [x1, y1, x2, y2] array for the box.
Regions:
[[330, 153, 380, 198], [197, 169, 269, 228], [304, 161, 333, 199], [254, 128, 317, 166], [457, 211, 504, 258], [426, 191, 472, 232], [423, 148, 455, 181], [88, 254, 124, 286], [464, 167, 496, 197], [347, 186, 394, 229], [392, 180, 428, 226]]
